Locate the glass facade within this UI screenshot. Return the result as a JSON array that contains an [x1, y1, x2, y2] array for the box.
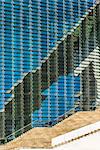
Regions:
[[0, 0, 99, 143]]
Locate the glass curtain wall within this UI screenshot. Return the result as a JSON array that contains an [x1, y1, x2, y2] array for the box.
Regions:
[[0, 0, 99, 142]]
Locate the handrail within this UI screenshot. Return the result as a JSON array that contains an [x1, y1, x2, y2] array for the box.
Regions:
[[5, 98, 96, 143], [5, 108, 76, 141], [5, 122, 31, 141]]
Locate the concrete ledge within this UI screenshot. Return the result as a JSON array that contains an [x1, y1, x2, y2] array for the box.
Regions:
[[52, 121, 100, 146]]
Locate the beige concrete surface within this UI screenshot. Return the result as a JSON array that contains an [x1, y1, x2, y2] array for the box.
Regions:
[[0, 109, 100, 150]]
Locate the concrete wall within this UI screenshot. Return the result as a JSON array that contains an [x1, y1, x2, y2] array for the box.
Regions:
[[18, 132, 100, 150], [18, 121, 100, 150]]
